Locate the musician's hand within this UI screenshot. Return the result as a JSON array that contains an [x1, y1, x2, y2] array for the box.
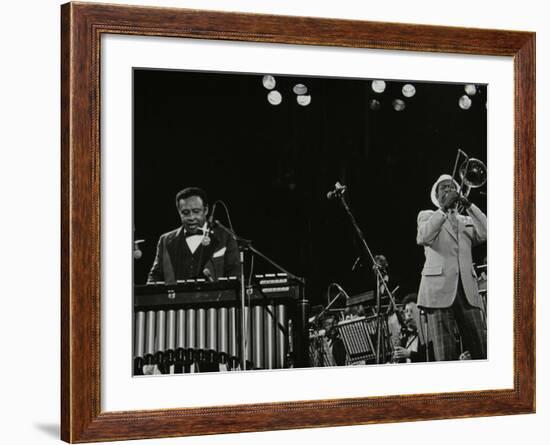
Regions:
[[393, 346, 411, 360], [458, 196, 472, 209], [441, 190, 460, 210], [459, 350, 472, 360]]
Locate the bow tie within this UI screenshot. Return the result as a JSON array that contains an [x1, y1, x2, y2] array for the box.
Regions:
[[184, 229, 204, 238]]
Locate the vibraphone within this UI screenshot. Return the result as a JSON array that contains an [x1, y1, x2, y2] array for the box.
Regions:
[[133, 274, 308, 375]]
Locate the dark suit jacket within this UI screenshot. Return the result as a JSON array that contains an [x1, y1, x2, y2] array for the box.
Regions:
[[147, 226, 240, 284]]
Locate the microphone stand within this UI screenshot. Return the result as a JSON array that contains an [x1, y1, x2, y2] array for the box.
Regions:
[[310, 284, 348, 326], [212, 219, 307, 369], [331, 186, 399, 364]]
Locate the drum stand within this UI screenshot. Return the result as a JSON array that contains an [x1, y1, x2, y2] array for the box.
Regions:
[[212, 219, 306, 370], [332, 185, 399, 364]]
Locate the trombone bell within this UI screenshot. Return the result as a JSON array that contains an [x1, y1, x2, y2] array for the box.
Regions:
[[452, 150, 487, 198], [459, 157, 487, 194]]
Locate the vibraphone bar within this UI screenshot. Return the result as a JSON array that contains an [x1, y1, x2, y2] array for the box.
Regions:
[[133, 275, 308, 375]]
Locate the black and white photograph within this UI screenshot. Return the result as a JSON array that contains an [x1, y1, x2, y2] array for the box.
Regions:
[[3, 0, 544, 443], [132, 68, 488, 376]]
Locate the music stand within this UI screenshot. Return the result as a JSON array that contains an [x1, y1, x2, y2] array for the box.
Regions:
[[337, 316, 384, 365]]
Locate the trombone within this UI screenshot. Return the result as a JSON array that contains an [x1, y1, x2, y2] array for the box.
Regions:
[[451, 149, 487, 203]]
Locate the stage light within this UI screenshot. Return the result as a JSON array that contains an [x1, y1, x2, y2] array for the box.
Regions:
[[371, 80, 386, 93], [293, 84, 308, 95], [267, 90, 282, 105], [458, 94, 472, 110], [402, 83, 416, 98], [369, 99, 381, 111], [262, 75, 276, 90], [392, 99, 406, 111], [464, 84, 477, 96], [296, 95, 311, 106]]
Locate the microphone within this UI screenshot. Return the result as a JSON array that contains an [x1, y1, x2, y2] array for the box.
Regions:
[[133, 240, 144, 260], [326, 182, 347, 200], [207, 201, 218, 228], [332, 283, 350, 303]]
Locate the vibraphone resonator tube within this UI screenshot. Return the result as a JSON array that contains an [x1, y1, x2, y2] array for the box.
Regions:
[[133, 275, 307, 375]]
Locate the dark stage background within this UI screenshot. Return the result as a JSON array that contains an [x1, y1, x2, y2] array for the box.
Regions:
[[133, 68, 487, 306]]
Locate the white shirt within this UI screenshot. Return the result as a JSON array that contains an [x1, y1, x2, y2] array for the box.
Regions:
[[185, 222, 207, 254]]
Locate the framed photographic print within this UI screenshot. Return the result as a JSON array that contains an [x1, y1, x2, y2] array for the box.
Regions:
[[61, 2, 535, 442]]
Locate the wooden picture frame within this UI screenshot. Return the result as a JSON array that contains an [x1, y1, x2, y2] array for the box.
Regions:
[[61, 2, 535, 442]]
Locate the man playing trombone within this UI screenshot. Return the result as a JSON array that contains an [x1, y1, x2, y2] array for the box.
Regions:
[[416, 174, 487, 361]]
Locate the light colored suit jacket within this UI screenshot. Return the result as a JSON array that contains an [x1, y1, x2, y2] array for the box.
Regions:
[[416, 204, 487, 309]]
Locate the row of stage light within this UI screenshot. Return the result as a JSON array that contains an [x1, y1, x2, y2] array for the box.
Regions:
[[261, 75, 482, 111], [369, 80, 482, 111], [262, 74, 311, 106]]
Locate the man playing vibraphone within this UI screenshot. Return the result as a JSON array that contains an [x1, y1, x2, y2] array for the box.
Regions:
[[148, 187, 240, 284], [141, 187, 240, 375]]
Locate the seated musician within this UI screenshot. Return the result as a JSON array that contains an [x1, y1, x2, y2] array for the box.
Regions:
[[147, 187, 240, 284], [392, 294, 471, 363], [392, 294, 430, 363]]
